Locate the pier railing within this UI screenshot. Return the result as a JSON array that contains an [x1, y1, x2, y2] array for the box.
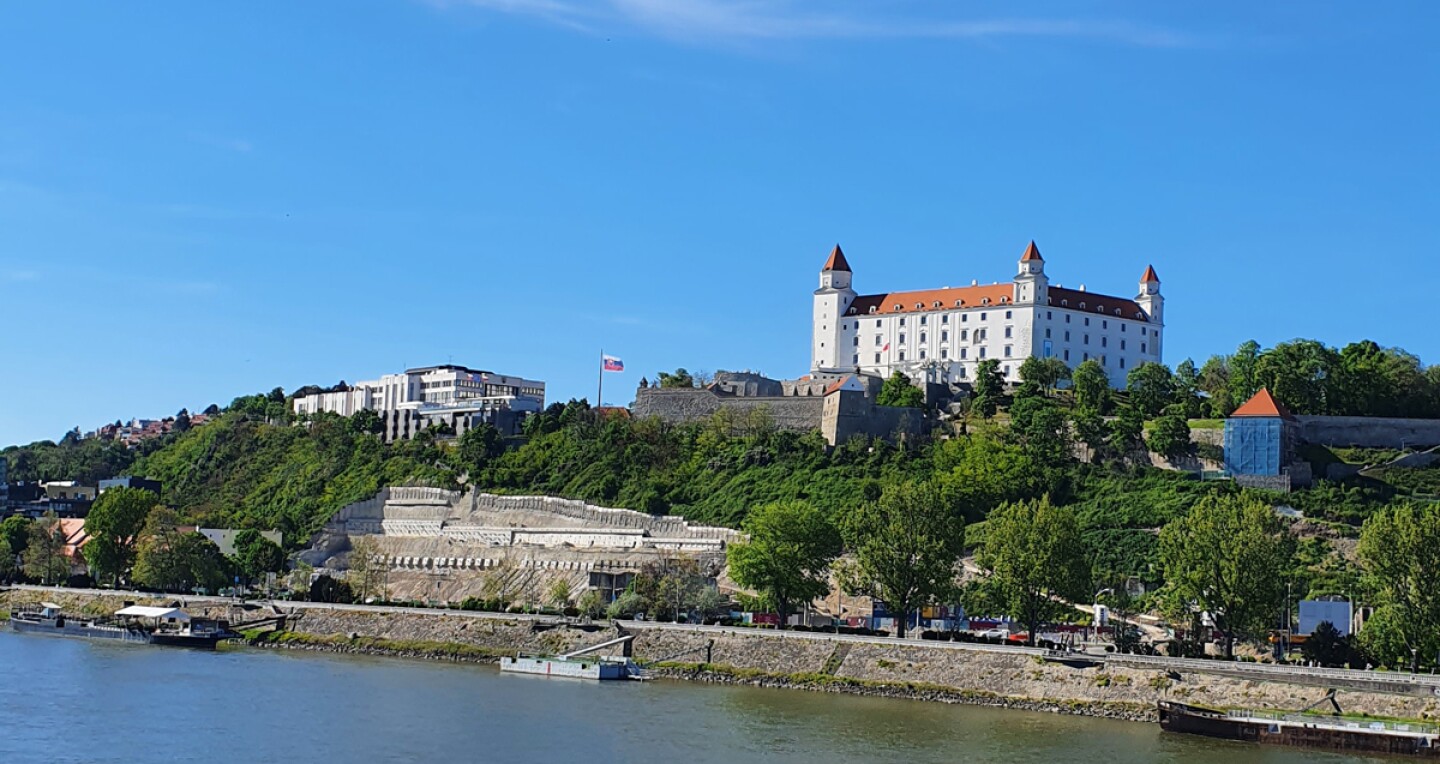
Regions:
[[1229, 709, 1440, 736]]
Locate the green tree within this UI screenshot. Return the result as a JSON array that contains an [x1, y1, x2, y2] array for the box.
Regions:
[[83, 486, 159, 585], [1147, 407, 1193, 459], [0, 516, 30, 581], [876, 371, 925, 408], [132, 508, 230, 593], [727, 500, 843, 631], [1107, 404, 1145, 457], [1006, 395, 1072, 464], [1254, 339, 1341, 415], [1300, 621, 1356, 668], [457, 422, 505, 476], [1198, 355, 1233, 416], [1072, 360, 1109, 413], [1019, 356, 1070, 393], [24, 512, 71, 585], [971, 359, 1005, 418], [1357, 503, 1440, 671], [1159, 494, 1294, 658], [1173, 359, 1204, 419], [350, 408, 383, 436], [577, 589, 605, 619], [547, 578, 573, 610], [1229, 340, 1262, 411], [231, 529, 287, 583], [840, 481, 966, 638], [1126, 361, 1177, 418], [657, 368, 697, 389], [1072, 407, 1110, 463], [976, 497, 1090, 646]]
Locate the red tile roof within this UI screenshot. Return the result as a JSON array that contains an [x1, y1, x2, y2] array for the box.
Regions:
[[1045, 287, 1149, 320], [1141, 264, 1160, 283], [1021, 241, 1043, 262], [822, 244, 852, 272], [848, 283, 1015, 316], [1230, 388, 1295, 420]]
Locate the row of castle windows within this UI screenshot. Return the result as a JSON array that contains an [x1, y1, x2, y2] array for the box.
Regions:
[[849, 299, 1146, 320], [840, 311, 1150, 336], [853, 350, 1129, 372]]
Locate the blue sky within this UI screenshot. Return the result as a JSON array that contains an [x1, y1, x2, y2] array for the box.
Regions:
[[2, 1, 1437, 445]]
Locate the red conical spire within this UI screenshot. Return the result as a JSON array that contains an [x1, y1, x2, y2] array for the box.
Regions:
[[1020, 240, 1043, 262], [1140, 264, 1160, 283], [822, 244, 852, 272]]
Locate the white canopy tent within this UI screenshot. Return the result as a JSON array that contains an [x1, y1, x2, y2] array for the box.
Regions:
[[114, 606, 190, 622]]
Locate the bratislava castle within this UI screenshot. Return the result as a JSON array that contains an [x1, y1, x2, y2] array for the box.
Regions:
[[811, 242, 1163, 387]]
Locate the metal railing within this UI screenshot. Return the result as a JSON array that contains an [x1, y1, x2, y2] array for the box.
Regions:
[[1229, 709, 1440, 736]]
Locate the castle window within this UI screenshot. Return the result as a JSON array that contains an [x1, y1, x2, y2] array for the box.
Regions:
[[941, 349, 948, 359], [1047, 311, 1053, 320], [1065, 331, 1070, 342], [956, 300, 965, 307], [1098, 306, 1105, 314], [894, 304, 903, 311], [1121, 324, 1127, 333], [899, 351, 906, 361], [979, 347, 987, 359], [915, 303, 923, 310], [1006, 310, 1013, 319], [980, 312, 987, 321], [853, 355, 859, 364], [958, 366, 967, 378], [1115, 309, 1122, 316], [1065, 315, 1071, 324], [1004, 346, 1012, 357], [961, 348, 968, 359], [1083, 352, 1089, 361], [920, 333, 927, 343], [1045, 328, 1051, 339], [1142, 343, 1148, 354], [1101, 337, 1107, 348], [875, 336, 881, 345], [1004, 326, 1012, 338], [941, 331, 949, 342], [961, 329, 969, 341], [981, 298, 990, 306], [1079, 302, 1086, 310], [875, 353, 881, 363], [920, 350, 926, 360], [1061, 300, 1068, 307], [1120, 340, 1126, 351], [869, 307, 877, 314], [899, 317, 906, 326], [942, 314, 949, 324], [1000, 297, 1008, 304], [1120, 357, 1126, 369], [899, 334, 906, 344], [933, 301, 941, 308], [920, 316, 927, 326], [1084, 317, 1090, 326], [1084, 334, 1090, 345], [1102, 320, 1108, 330], [853, 337, 859, 347]]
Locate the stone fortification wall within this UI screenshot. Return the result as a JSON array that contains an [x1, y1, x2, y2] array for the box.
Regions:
[[631, 388, 825, 432], [1297, 416, 1440, 449]]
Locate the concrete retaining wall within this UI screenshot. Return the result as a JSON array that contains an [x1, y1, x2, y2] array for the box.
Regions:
[[1297, 416, 1440, 449]]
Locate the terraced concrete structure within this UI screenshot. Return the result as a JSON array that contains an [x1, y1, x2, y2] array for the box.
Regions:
[[300, 487, 740, 602]]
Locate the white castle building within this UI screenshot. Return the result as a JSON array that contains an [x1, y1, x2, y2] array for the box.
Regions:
[[812, 242, 1163, 387]]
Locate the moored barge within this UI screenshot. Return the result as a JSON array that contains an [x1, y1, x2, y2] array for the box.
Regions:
[[8, 603, 233, 649], [1159, 700, 1440, 757]]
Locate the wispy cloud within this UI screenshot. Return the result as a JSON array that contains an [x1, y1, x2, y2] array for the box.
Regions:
[[189, 133, 254, 153], [428, 0, 1198, 47]]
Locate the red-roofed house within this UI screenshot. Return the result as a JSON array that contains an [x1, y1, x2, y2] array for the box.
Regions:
[[813, 241, 1164, 387]]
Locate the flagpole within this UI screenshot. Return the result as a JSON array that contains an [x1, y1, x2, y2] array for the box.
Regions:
[[597, 349, 604, 408]]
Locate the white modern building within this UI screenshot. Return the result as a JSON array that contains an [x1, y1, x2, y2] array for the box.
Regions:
[[292, 364, 546, 439], [812, 242, 1163, 387]]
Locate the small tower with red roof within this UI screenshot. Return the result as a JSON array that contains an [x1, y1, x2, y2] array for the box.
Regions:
[[1136, 264, 1163, 324], [1224, 388, 1300, 487], [1013, 240, 1049, 306], [813, 244, 858, 372]]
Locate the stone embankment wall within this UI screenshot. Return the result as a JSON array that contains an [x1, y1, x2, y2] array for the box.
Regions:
[[632, 388, 825, 432], [11, 589, 1436, 725]]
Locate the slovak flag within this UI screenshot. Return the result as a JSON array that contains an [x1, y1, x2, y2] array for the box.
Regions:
[[882, 343, 890, 352], [602, 355, 624, 372]]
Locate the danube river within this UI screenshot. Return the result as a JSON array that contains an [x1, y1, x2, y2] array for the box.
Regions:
[[0, 631, 1390, 763]]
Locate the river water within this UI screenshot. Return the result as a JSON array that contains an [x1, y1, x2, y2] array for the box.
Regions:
[[0, 630, 1390, 763]]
